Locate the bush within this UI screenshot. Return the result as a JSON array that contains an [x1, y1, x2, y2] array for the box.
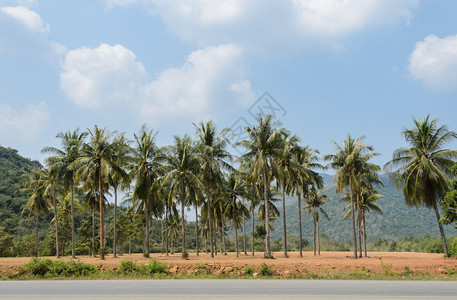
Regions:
[[259, 262, 274, 276], [244, 265, 254, 276], [18, 258, 99, 278], [424, 239, 444, 253], [118, 260, 140, 274], [117, 259, 167, 276]]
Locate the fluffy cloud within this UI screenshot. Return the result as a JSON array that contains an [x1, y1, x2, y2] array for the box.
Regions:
[[0, 102, 50, 143], [105, 0, 418, 51], [60, 43, 149, 110], [0, 6, 49, 33], [408, 34, 457, 92], [60, 43, 253, 124]]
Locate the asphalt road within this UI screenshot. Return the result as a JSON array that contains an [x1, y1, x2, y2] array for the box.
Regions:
[[1, 280, 456, 299]]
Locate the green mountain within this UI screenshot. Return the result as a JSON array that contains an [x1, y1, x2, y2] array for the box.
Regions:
[[266, 173, 457, 242], [0, 146, 42, 235]]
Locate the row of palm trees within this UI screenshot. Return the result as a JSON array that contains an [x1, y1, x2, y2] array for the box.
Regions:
[[21, 114, 457, 259]]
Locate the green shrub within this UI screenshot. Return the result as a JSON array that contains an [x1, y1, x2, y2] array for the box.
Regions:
[[244, 265, 254, 276], [18, 258, 99, 278], [424, 239, 444, 253], [139, 260, 167, 275], [118, 260, 140, 274], [259, 262, 274, 276]]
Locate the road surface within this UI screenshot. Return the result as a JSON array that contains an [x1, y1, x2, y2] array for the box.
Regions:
[[1, 279, 456, 299]]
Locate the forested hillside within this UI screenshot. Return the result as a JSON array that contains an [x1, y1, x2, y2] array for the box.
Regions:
[[0, 146, 42, 234]]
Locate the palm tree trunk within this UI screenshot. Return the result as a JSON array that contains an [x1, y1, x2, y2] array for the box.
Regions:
[[433, 200, 449, 257], [219, 223, 223, 255], [52, 191, 60, 258], [181, 202, 186, 257], [92, 205, 95, 257], [171, 236, 174, 254], [362, 212, 367, 257], [263, 171, 271, 258], [207, 188, 214, 258], [35, 214, 39, 257], [99, 173, 105, 260], [356, 193, 362, 258], [165, 203, 169, 256], [113, 187, 118, 258], [243, 215, 247, 255], [145, 199, 150, 257], [298, 194, 303, 258], [205, 231, 208, 254], [317, 217, 320, 256], [252, 202, 255, 256], [70, 180, 76, 259], [161, 217, 164, 254], [282, 181, 288, 258], [313, 210, 316, 256], [349, 181, 357, 259], [223, 223, 227, 254], [235, 222, 239, 257], [195, 203, 199, 256]]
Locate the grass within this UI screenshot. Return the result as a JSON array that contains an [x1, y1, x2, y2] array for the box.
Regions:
[[3, 258, 457, 281]]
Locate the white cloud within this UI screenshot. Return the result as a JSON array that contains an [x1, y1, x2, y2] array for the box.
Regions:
[[60, 43, 149, 110], [0, 6, 49, 34], [60, 43, 253, 125], [105, 0, 418, 52], [0, 102, 50, 143], [408, 34, 457, 92]]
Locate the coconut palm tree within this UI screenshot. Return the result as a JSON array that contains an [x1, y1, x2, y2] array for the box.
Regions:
[[276, 133, 302, 257], [42, 129, 87, 258], [223, 172, 249, 257], [162, 135, 202, 259], [130, 126, 162, 258], [194, 120, 232, 258], [295, 146, 322, 257], [237, 114, 285, 258], [323, 134, 380, 259], [303, 189, 330, 256], [384, 115, 457, 257], [342, 188, 383, 257], [74, 126, 125, 260], [21, 170, 50, 257]]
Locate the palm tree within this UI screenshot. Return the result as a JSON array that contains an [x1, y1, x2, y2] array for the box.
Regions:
[[130, 126, 162, 258], [109, 134, 131, 258], [276, 133, 302, 257], [42, 129, 87, 258], [303, 189, 330, 256], [323, 134, 380, 259], [384, 115, 457, 258], [223, 172, 249, 257], [162, 135, 202, 259], [194, 120, 232, 258], [74, 126, 124, 260], [295, 146, 322, 257], [237, 115, 285, 258], [21, 170, 50, 257]]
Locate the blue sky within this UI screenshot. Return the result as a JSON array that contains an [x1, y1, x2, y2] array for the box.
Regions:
[[1, 0, 457, 169]]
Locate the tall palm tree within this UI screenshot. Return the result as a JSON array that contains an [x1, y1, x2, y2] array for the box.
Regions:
[[130, 126, 162, 258], [323, 134, 380, 259], [21, 170, 50, 257], [223, 172, 249, 257], [42, 129, 87, 258], [194, 120, 232, 258], [384, 115, 457, 257], [342, 188, 383, 257], [276, 133, 302, 257], [237, 115, 285, 258], [109, 134, 131, 258], [295, 146, 322, 257], [303, 189, 330, 256], [74, 126, 124, 260], [162, 135, 202, 259]]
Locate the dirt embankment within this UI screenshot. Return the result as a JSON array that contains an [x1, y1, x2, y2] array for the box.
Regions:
[[1, 251, 456, 277]]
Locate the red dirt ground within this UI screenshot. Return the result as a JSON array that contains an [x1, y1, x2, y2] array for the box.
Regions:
[[1, 251, 456, 277]]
